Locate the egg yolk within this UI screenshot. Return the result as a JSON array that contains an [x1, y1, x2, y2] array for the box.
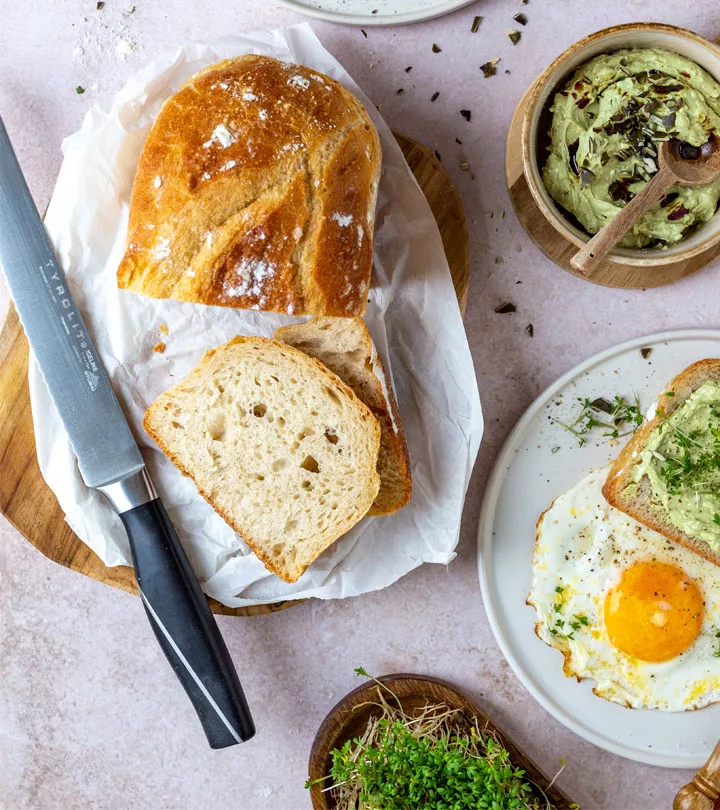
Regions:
[[603, 561, 704, 663]]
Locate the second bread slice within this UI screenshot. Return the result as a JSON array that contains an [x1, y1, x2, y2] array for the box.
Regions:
[[143, 336, 381, 582], [275, 317, 412, 516]]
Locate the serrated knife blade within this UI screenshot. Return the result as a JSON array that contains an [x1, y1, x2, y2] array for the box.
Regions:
[[0, 115, 254, 748], [0, 125, 143, 489]]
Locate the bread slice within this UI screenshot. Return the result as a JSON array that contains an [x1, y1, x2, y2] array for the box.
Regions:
[[143, 336, 381, 582], [603, 359, 720, 566], [275, 318, 411, 516], [117, 55, 381, 317]]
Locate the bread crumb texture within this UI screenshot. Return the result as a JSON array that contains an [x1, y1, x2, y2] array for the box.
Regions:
[[143, 337, 381, 582]]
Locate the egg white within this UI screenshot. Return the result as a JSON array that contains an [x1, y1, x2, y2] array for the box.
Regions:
[[528, 467, 720, 711]]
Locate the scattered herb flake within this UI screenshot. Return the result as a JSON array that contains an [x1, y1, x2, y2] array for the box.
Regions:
[[432, 43, 442, 53], [75, 85, 85, 94], [396, 88, 405, 96], [666, 391, 676, 397], [495, 302, 516, 314], [96, 0, 104, 7], [640, 347, 653, 359], [714, 630, 720, 658], [404, 65, 412, 73], [361, 28, 367, 38], [508, 29, 521, 45], [471, 15, 482, 33], [430, 90, 439, 102], [714, 514, 720, 527], [513, 12, 528, 24], [526, 324, 534, 337], [668, 205, 690, 221], [480, 60, 499, 78], [460, 109, 472, 122], [455, 137, 463, 144], [460, 161, 469, 171]]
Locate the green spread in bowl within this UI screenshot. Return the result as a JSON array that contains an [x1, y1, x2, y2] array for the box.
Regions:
[[542, 48, 720, 249]]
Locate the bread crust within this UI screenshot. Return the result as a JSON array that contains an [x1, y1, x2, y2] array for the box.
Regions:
[[603, 359, 720, 566], [143, 336, 381, 582], [118, 56, 381, 318]]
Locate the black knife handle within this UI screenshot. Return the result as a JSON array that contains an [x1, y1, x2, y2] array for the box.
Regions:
[[119, 498, 255, 748]]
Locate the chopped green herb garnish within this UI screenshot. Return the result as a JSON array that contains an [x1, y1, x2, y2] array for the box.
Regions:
[[75, 86, 85, 94], [658, 418, 720, 497], [508, 29, 521, 45], [513, 12, 528, 25], [666, 391, 676, 397], [526, 323, 534, 337], [471, 15, 482, 33], [432, 43, 442, 53], [460, 108, 472, 122], [557, 394, 644, 446], [715, 631, 720, 658], [494, 302, 516, 314], [430, 90, 439, 102], [714, 514, 720, 527]]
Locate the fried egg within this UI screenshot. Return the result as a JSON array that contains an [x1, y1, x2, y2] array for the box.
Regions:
[[528, 467, 720, 710]]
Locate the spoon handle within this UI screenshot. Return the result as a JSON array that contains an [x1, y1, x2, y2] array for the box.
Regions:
[[570, 162, 676, 278], [672, 740, 720, 810]]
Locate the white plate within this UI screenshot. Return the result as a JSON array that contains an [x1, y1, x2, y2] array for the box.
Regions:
[[276, 0, 476, 27], [478, 330, 720, 768]]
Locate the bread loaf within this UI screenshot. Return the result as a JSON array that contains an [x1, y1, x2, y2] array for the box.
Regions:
[[118, 56, 381, 317], [275, 317, 411, 515], [143, 336, 381, 582]]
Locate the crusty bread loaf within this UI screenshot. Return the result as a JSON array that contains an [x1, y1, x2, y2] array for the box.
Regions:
[[118, 55, 381, 317], [603, 359, 720, 566], [143, 336, 381, 582], [275, 317, 411, 516]]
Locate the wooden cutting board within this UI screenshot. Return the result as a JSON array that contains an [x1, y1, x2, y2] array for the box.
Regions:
[[0, 133, 469, 617]]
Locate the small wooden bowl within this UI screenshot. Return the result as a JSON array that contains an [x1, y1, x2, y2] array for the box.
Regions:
[[307, 674, 578, 810], [519, 22, 720, 287]]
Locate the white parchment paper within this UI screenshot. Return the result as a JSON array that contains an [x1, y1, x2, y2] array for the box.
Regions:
[[29, 23, 482, 607]]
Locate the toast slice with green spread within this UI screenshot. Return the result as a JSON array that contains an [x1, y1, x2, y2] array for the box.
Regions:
[[603, 359, 720, 566]]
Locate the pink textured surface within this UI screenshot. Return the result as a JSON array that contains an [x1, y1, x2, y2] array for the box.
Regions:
[[1, 1, 719, 808]]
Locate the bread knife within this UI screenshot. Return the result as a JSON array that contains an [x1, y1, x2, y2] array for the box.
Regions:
[[0, 116, 255, 749]]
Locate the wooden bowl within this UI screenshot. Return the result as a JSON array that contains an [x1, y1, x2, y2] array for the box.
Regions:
[[521, 23, 720, 277], [307, 674, 578, 810]]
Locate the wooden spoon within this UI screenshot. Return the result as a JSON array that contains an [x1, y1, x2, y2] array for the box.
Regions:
[[571, 137, 720, 278], [673, 740, 720, 810]]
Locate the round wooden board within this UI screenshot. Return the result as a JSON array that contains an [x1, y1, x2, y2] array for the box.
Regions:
[[506, 83, 720, 289], [0, 133, 469, 618], [307, 673, 578, 810]]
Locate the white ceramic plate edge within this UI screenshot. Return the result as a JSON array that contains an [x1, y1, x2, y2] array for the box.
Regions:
[[275, 0, 476, 26], [477, 329, 720, 769]]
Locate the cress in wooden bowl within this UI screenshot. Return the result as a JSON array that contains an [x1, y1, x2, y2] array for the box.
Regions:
[[307, 673, 578, 810]]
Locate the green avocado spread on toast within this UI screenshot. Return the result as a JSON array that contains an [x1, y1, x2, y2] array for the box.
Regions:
[[632, 381, 720, 550]]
